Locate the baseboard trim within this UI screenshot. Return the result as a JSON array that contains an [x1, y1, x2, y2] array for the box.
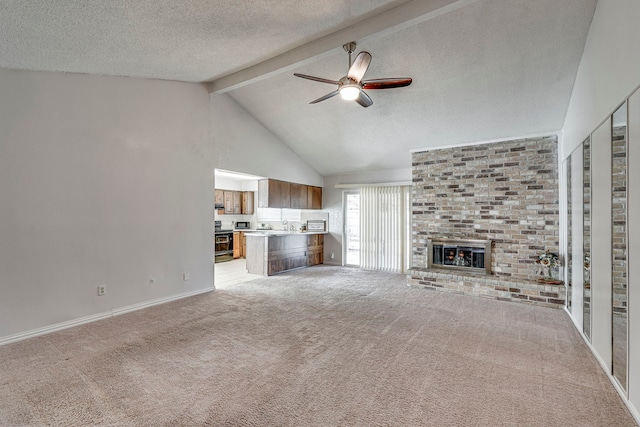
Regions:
[[112, 287, 214, 316], [0, 312, 112, 346], [322, 261, 342, 266], [587, 336, 640, 426], [0, 287, 215, 347], [564, 306, 583, 331], [567, 310, 640, 426]]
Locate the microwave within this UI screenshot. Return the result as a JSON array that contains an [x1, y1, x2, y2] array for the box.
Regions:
[[307, 220, 326, 232], [235, 221, 251, 230]]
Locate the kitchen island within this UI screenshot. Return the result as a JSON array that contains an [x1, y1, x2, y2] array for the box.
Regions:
[[245, 231, 325, 276]]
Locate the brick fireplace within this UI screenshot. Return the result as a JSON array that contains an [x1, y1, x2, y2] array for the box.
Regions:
[[407, 136, 565, 308]]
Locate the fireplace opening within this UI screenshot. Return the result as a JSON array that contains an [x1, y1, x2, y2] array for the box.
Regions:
[[427, 239, 492, 275]]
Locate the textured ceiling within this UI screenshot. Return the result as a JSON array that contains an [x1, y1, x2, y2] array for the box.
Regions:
[[0, 0, 408, 82], [0, 0, 597, 176]]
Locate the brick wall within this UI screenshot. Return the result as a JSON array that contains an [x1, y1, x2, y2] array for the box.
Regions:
[[411, 136, 559, 282]]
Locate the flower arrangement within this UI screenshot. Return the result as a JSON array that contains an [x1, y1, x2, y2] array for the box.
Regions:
[[584, 254, 591, 288], [535, 250, 560, 279]]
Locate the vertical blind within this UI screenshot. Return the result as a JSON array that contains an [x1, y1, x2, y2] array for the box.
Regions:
[[359, 185, 410, 273]]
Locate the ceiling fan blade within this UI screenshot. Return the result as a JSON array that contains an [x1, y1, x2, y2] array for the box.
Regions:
[[309, 89, 340, 104], [347, 51, 372, 83], [294, 73, 340, 85], [362, 78, 413, 90], [354, 90, 373, 108]]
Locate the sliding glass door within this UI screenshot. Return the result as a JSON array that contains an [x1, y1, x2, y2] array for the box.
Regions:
[[343, 186, 410, 273]]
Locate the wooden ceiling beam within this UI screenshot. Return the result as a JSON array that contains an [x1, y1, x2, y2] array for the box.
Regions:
[[206, 0, 479, 94]]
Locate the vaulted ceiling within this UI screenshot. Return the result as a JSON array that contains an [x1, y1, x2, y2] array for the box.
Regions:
[[0, 0, 597, 176]]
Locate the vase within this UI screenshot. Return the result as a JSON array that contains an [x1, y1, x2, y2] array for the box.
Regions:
[[545, 266, 554, 280]]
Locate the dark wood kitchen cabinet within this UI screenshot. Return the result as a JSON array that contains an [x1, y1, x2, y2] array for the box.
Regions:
[[246, 232, 324, 276], [258, 179, 290, 208], [258, 179, 322, 209], [266, 234, 309, 275], [307, 186, 322, 209], [290, 183, 308, 209], [307, 234, 324, 265]]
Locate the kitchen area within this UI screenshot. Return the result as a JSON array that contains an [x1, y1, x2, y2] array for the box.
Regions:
[[214, 169, 328, 280]]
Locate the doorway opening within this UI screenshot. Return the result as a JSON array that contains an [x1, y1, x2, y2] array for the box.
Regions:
[[213, 168, 264, 288]]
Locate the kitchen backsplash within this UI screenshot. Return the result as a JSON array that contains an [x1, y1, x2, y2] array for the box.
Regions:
[[215, 209, 328, 231]]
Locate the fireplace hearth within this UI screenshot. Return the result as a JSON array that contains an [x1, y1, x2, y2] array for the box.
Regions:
[[427, 238, 492, 275]]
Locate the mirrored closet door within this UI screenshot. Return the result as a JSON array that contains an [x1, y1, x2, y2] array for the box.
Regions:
[[611, 102, 628, 391], [583, 137, 591, 340], [565, 157, 572, 311]]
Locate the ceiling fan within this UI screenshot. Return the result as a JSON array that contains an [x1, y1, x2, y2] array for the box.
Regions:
[[294, 42, 412, 108]]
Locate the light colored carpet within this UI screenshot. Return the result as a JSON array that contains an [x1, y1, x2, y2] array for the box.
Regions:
[[0, 266, 636, 426]]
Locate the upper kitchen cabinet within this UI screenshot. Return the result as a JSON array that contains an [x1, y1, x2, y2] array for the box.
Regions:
[[215, 190, 224, 209], [223, 191, 232, 212], [216, 190, 253, 215], [290, 183, 308, 209], [215, 190, 224, 205], [223, 191, 238, 214], [258, 179, 323, 210], [233, 191, 242, 214], [258, 179, 291, 208], [308, 186, 322, 209], [242, 191, 254, 215]]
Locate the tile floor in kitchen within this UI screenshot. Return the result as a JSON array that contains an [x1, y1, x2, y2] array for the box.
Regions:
[[214, 258, 262, 289]]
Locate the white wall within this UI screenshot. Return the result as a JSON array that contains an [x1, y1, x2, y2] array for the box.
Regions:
[[561, 0, 640, 158], [560, 0, 640, 420], [214, 176, 244, 191], [210, 94, 323, 187], [0, 69, 213, 342], [322, 168, 411, 266]]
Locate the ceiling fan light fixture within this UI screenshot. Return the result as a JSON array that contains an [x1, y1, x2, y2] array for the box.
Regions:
[[294, 41, 411, 107], [340, 85, 360, 101]]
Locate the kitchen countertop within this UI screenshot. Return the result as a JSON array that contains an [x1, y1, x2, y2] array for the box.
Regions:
[[244, 230, 327, 237]]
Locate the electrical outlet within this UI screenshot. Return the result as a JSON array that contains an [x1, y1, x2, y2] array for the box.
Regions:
[[97, 285, 106, 296], [183, 272, 190, 281], [330, 253, 335, 259]]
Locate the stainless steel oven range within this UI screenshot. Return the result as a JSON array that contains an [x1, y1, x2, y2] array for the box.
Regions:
[[214, 220, 234, 262]]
